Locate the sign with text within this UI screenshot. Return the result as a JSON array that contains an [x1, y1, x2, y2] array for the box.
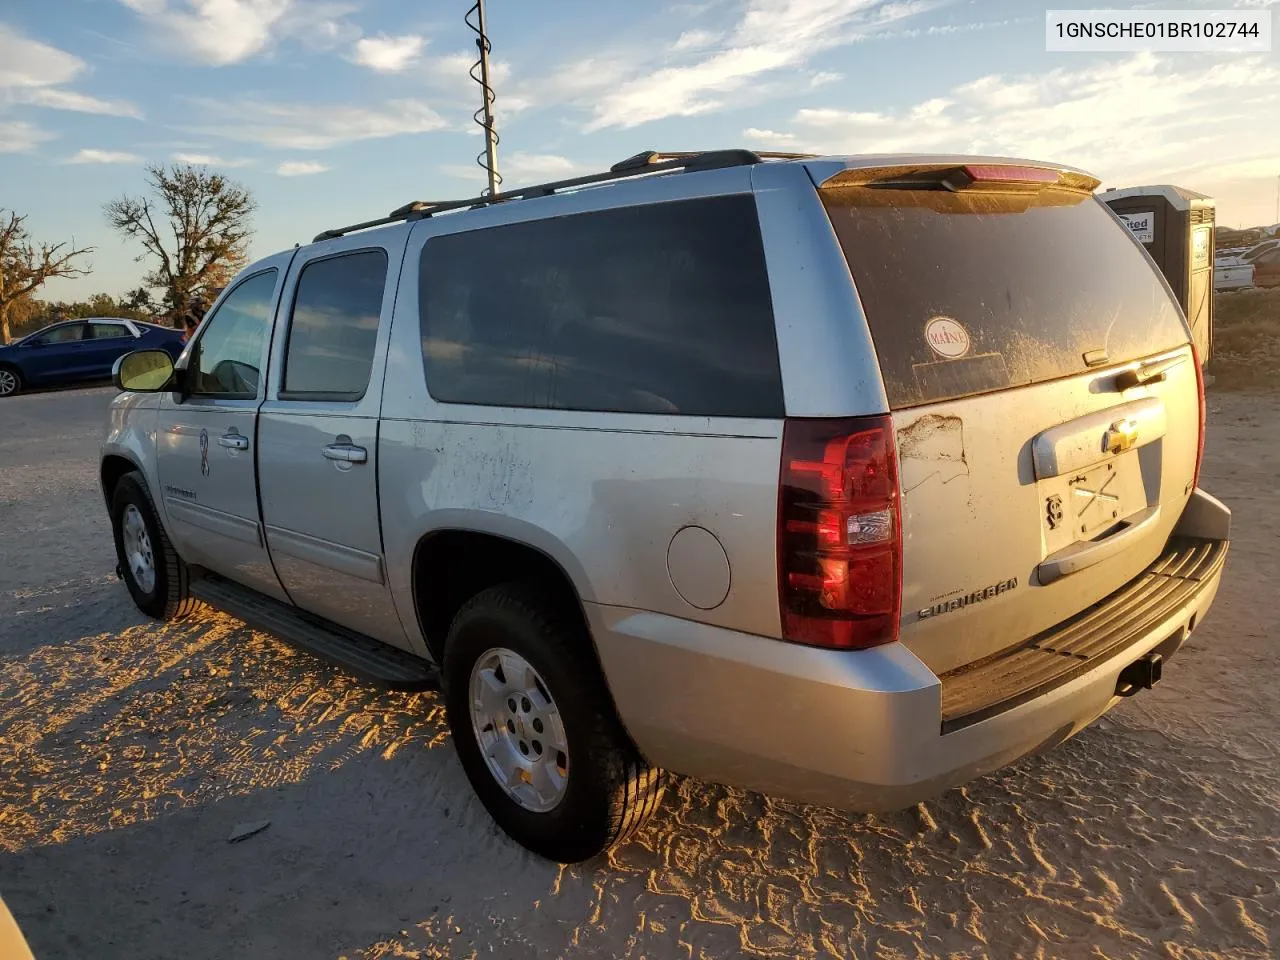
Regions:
[[1117, 211, 1155, 244]]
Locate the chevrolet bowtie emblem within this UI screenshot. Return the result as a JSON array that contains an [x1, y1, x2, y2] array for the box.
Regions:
[[1103, 417, 1139, 455]]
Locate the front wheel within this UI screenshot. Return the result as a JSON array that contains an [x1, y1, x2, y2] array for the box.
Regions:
[[110, 472, 199, 620], [443, 584, 665, 863], [0, 366, 22, 397]]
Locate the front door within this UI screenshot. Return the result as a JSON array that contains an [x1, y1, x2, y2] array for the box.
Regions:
[[155, 264, 291, 600], [19, 321, 90, 384], [257, 237, 409, 648]]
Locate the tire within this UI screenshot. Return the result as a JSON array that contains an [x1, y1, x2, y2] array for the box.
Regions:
[[443, 583, 665, 863], [110, 471, 200, 621], [0, 366, 21, 398]]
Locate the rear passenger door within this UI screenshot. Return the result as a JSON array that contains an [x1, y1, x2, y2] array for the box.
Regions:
[[84, 320, 141, 377], [257, 233, 409, 648]]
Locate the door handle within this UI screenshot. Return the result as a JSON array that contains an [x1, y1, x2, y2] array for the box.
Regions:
[[323, 443, 368, 464], [218, 433, 249, 450]]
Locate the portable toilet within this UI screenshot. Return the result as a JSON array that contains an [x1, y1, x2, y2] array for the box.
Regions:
[[1103, 185, 1215, 365]]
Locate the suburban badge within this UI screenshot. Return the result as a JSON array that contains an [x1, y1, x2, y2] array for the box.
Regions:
[[918, 578, 1018, 620]]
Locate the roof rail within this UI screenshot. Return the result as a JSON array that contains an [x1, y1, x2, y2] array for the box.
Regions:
[[312, 148, 818, 243]]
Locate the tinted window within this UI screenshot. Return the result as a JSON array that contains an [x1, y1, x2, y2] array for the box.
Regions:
[[283, 250, 387, 398], [36, 323, 86, 344], [821, 185, 1190, 408], [190, 270, 277, 399], [419, 195, 783, 417], [89, 322, 132, 340]]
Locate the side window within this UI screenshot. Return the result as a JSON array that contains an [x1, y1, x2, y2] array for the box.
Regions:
[[89, 322, 132, 340], [189, 270, 278, 399], [418, 195, 784, 418], [282, 249, 388, 399], [37, 323, 87, 344]]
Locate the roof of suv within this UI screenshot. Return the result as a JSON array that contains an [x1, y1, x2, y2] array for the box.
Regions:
[[311, 148, 1096, 246]]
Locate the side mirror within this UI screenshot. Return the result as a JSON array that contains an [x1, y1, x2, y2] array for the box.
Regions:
[[114, 349, 174, 392]]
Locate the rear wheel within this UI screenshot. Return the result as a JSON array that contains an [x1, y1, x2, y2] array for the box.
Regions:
[[110, 472, 199, 620], [0, 366, 21, 397], [443, 584, 665, 863]]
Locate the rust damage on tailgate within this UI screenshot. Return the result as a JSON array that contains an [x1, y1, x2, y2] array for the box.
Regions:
[[897, 414, 969, 494]]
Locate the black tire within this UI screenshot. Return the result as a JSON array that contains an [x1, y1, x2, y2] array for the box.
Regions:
[[0, 365, 22, 398], [111, 471, 200, 621], [442, 583, 665, 863]]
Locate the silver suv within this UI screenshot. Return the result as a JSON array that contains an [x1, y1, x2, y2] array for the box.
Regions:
[[101, 150, 1231, 863]]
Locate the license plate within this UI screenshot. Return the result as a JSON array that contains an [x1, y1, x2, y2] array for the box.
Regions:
[[1040, 451, 1147, 553]]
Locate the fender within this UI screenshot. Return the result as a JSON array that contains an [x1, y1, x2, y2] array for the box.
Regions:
[[101, 391, 164, 520]]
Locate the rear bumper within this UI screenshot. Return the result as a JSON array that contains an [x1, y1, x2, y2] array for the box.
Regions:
[[590, 496, 1229, 812]]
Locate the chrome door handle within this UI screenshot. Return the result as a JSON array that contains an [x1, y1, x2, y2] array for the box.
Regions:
[[322, 443, 368, 464], [218, 433, 249, 450]]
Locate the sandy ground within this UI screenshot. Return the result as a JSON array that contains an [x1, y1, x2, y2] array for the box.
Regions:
[[0, 385, 1276, 960]]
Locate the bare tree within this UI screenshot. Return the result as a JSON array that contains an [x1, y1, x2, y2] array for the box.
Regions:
[[105, 164, 255, 313], [0, 210, 94, 344]]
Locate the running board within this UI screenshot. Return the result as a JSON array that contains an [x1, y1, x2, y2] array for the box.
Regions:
[[191, 575, 439, 690]]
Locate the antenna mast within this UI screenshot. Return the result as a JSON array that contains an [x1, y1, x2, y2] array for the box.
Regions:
[[466, 0, 501, 196]]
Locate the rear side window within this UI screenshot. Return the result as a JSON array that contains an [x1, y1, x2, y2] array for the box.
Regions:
[[418, 195, 784, 417], [283, 249, 388, 399], [821, 184, 1189, 408], [89, 322, 131, 340]]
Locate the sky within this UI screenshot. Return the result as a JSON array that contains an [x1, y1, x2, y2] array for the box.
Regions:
[[1, 0, 1278, 301]]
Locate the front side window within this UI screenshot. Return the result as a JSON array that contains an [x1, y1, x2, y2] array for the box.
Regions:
[[189, 270, 277, 399], [89, 322, 132, 340], [418, 195, 784, 418], [35, 323, 86, 344], [283, 250, 388, 399]]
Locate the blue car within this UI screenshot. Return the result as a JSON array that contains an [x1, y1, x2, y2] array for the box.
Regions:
[[0, 317, 186, 397]]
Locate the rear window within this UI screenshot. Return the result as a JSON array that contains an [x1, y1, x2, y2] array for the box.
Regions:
[[418, 195, 784, 418], [821, 183, 1189, 408]]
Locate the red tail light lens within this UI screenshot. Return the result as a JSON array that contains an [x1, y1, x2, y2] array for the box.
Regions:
[[778, 416, 902, 650], [1192, 344, 1206, 487]]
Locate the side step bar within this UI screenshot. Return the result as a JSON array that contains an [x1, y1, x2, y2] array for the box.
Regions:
[[192, 575, 439, 690]]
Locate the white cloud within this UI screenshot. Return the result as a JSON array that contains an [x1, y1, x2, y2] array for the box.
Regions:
[[756, 53, 1280, 189], [0, 24, 81, 87], [352, 34, 425, 73], [172, 152, 252, 167], [673, 29, 719, 51], [67, 148, 143, 164], [276, 160, 329, 176], [117, 0, 299, 65], [808, 70, 842, 87], [191, 97, 447, 149], [441, 152, 585, 187], [0, 120, 55, 153], [12, 87, 141, 118], [743, 127, 801, 147], [523, 0, 938, 132], [0, 24, 141, 118]]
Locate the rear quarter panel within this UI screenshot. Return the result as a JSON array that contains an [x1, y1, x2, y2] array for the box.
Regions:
[[377, 169, 790, 659]]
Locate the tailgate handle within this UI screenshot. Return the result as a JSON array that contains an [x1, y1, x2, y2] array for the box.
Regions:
[[1037, 504, 1162, 585]]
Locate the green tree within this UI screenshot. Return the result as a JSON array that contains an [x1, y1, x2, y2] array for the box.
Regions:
[[105, 164, 254, 311]]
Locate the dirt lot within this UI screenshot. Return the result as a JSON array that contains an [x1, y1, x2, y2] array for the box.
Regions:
[[0, 385, 1276, 960]]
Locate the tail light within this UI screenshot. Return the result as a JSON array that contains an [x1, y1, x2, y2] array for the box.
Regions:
[[778, 415, 902, 650], [1192, 344, 1206, 487]]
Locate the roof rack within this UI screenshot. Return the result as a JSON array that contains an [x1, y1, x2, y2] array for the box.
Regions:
[[312, 148, 818, 243]]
